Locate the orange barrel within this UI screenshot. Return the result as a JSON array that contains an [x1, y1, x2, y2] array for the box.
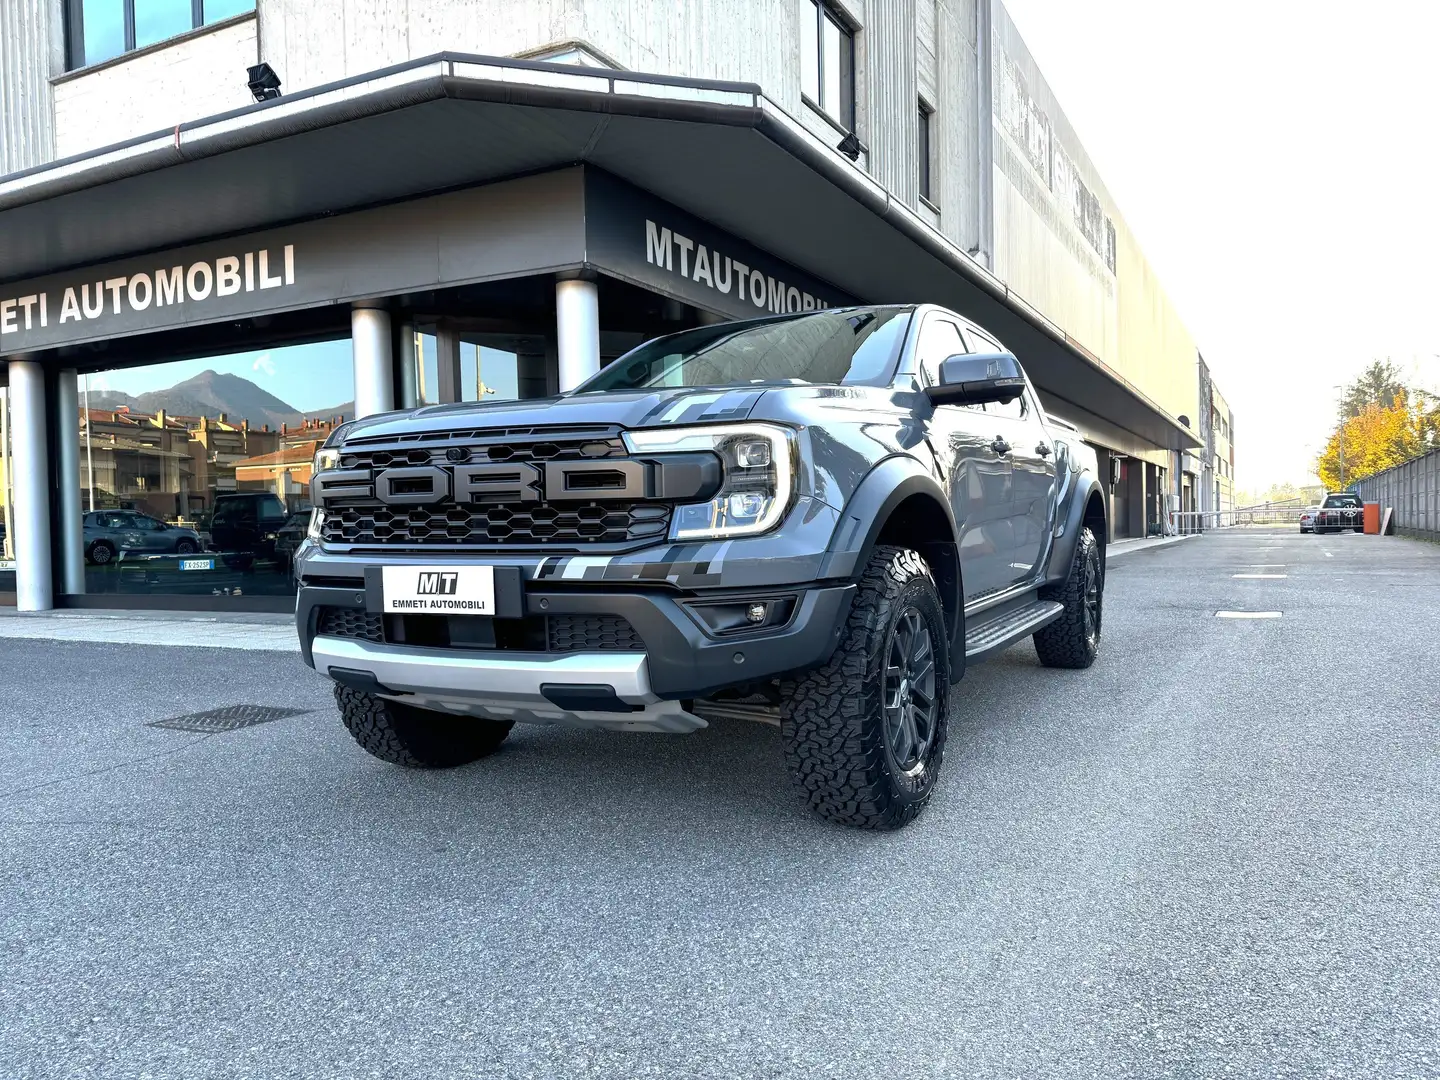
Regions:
[[1363, 502, 1381, 534]]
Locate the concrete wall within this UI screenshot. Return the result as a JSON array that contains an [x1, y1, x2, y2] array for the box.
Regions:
[[989, 0, 1199, 435], [0, 0, 59, 174], [1211, 382, 1234, 511], [53, 16, 259, 160]]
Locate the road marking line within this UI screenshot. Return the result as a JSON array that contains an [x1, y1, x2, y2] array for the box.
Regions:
[[1323, 551, 1333, 558], [1216, 611, 1283, 618], [1233, 574, 1287, 579]]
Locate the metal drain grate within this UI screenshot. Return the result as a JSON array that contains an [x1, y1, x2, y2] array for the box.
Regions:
[[147, 704, 311, 732]]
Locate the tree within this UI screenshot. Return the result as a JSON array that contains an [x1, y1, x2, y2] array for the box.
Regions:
[[1338, 359, 1408, 420], [1316, 390, 1431, 489]]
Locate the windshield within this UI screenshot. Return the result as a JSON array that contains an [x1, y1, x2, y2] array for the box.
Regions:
[[1323, 494, 1361, 508], [573, 308, 913, 393]]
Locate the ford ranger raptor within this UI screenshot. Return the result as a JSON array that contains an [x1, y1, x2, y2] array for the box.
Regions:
[[296, 304, 1108, 830]]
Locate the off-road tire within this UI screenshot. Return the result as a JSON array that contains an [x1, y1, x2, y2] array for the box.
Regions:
[[1033, 525, 1102, 669], [780, 546, 950, 831], [335, 685, 513, 768], [88, 541, 115, 566]]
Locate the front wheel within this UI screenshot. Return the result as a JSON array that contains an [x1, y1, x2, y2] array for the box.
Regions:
[[1033, 526, 1103, 669], [175, 539, 197, 555], [781, 546, 950, 831], [335, 685, 512, 768], [88, 541, 115, 566]]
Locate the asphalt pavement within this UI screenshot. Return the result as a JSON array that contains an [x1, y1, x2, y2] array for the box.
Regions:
[[1, 529, 1437, 1079]]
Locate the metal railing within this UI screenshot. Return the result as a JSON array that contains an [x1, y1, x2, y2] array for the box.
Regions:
[[1357, 448, 1440, 541], [1167, 508, 1314, 534]]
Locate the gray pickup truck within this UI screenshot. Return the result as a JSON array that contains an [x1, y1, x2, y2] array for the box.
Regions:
[[296, 304, 1107, 829]]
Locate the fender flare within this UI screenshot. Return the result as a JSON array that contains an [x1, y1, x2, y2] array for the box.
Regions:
[[1046, 470, 1107, 584], [818, 455, 966, 681]]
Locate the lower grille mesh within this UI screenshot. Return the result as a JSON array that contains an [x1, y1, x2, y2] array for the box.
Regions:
[[314, 608, 642, 651], [546, 614, 644, 652], [317, 607, 383, 643]]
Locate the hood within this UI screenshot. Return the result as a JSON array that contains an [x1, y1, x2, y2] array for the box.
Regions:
[[333, 386, 772, 442]]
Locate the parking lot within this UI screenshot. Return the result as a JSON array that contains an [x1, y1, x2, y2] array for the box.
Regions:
[[2, 531, 1437, 1079]]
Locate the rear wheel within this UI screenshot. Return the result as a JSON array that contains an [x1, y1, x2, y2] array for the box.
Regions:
[[335, 685, 512, 768], [780, 546, 950, 831]]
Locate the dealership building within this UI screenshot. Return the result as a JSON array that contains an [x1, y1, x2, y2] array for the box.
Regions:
[[0, 0, 1221, 611]]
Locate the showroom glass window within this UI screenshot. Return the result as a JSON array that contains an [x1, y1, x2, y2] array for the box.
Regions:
[[801, 0, 855, 130], [66, 339, 352, 603], [67, 0, 256, 69]]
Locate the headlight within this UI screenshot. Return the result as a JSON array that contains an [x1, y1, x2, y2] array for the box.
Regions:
[[314, 447, 341, 473], [306, 508, 326, 541], [624, 424, 794, 540]]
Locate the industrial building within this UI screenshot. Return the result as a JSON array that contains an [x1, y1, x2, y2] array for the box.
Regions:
[[1, 0, 1228, 610]]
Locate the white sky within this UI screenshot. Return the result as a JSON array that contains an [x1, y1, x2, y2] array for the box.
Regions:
[[1001, 0, 1440, 490]]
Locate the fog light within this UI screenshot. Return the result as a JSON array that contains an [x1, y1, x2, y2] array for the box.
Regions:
[[746, 603, 768, 624]]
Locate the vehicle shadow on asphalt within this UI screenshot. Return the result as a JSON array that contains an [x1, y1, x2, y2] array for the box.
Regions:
[[306, 639, 1102, 845]]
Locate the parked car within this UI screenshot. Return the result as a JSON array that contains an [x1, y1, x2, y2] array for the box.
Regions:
[[83, 510, 203, 565], [272, 510, 311, 569], [1299, 509, 1316, 533], [1314, 492, 1364, 534], [209, 492, 291, 569], [297, 303, 1109, 830]]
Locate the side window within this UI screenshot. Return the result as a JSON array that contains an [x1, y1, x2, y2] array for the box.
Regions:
[[260, 495, 287, 522], [213, 501, 248, 527], [915, 318, 969, 391], [964, 327, 1028, 420]]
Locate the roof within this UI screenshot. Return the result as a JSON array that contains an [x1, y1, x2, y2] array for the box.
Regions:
[[0, 54, 1198, 451], [233, 442, 323, 469]]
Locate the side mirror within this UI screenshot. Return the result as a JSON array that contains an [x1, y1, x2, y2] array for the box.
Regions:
[[925, 352, 1027, 407]]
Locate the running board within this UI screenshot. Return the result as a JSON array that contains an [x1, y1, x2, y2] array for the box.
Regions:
[[964, 600, 1065, 661]]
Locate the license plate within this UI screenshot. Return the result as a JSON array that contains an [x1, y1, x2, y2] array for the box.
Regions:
[[381, 565, 495, 615], [179, 558, 215, 571]]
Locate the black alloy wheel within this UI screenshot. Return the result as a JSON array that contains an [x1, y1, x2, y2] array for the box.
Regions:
[[176, 539, 198, 555], [1081, 544, 1102, 647], [883, 608, 938, 775]]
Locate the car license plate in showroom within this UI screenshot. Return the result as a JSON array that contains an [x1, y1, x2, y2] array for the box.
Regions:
[[381, 566, 495, 614]]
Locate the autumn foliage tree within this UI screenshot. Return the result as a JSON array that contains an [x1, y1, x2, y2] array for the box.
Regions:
[[1316, 386, 1438, 490]]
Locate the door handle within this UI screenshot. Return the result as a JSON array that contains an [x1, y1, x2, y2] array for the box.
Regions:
[[990, 437, 1012, 456], [1036, 443, 1052, 457]]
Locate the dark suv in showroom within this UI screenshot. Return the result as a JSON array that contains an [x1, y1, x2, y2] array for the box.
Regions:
[[209, 492, 291, 569]]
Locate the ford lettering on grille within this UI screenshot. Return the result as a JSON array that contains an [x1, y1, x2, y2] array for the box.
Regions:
[[317, 460, 647, 506]]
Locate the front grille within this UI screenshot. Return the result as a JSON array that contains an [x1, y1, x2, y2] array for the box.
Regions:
[[320, 502, 670, 547], [547, 614, 643, 651], [314, 607, 642, 652], [322, 431, 671, 550]]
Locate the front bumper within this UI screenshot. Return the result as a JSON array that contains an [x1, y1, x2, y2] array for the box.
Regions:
[[297, 578, 854, 730]]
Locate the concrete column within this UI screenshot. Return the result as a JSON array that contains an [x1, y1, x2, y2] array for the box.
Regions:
[[352, 306, 395, 418], [9, 361, 53, 611], [435, 327, 461, 404], [556, 277, 600, 392], [397, 321, 418, 409], [56, 371, 85, 594]]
